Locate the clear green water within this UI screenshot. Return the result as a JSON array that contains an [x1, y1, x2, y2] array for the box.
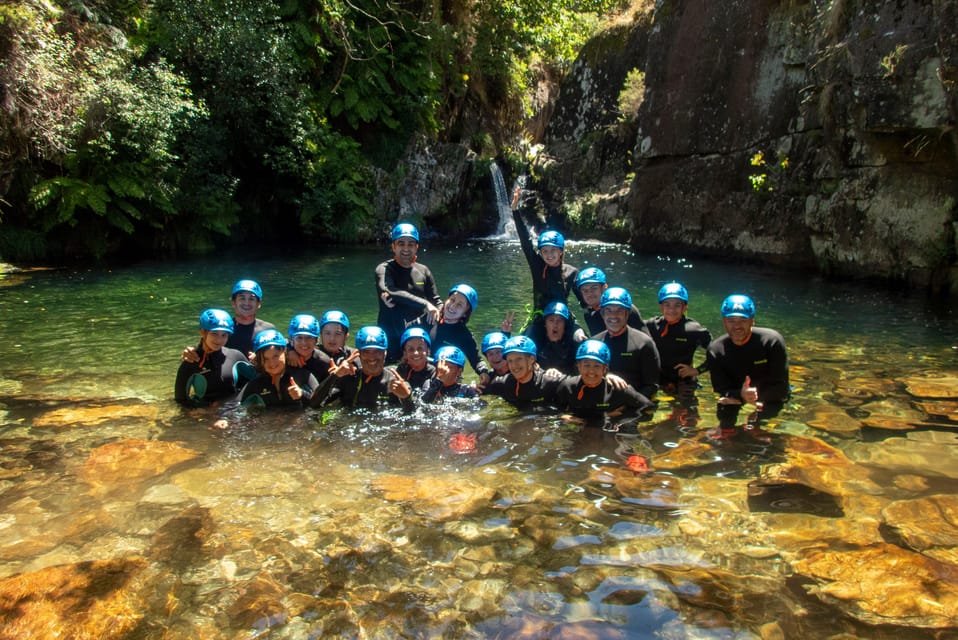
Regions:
[[0, 241, 956, 639]]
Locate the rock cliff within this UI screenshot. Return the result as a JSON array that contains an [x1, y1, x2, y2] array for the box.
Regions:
[[536, 0, 958, 291]]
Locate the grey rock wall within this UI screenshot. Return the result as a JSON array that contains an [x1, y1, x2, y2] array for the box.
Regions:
[[536, 0, 958, 291]]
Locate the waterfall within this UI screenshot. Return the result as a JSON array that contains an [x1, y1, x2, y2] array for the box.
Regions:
[[489, 161, 518, 240]]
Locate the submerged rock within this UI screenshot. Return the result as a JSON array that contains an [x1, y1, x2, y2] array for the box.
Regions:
[[882, 494, 958, 566], [371, 474, 495, 521], [845, 431, 958, 479], [903, 374, 958, 399], [759, 434, 883, 497], [793, 543, 958, 628], [78, 438, 201, 496], [0, 557, 150, 640], [32, 402, 158, 429]]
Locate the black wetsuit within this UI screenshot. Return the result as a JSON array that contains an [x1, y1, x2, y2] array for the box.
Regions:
[[228, 318, 276, 356], [421, 378, 480, 403], [593, 327, 661, 400], [524, 317, 578, 374], [706, 327, 790, 426], [645, 315, 712, 386], [512, 209, 583, 312], [554, 376, 654, 428], [431, 322, 492, 379], [583, 304, 648, 337], [174, 345, 249, 405], [239, 367, 319, 407], [396, 362, 437, 389], [288, 348, 334, 384], [375, 259, 442, 362], [309, 368, 415, 412], [482, 368, 562, 410]]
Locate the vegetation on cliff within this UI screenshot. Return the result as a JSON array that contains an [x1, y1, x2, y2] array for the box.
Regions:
[[0, 0, 624, 262]]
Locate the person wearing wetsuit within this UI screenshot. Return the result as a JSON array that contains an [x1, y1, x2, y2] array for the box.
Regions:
[[430, 284, 493, 384], [645, 282, 712, 413], [375, 223, 442, 363], [511, 192, 583, 314], [593, 287, 661, 400], [524, 301, 578, 374], [395, 326, 436, 390], [421, 346, 480, 403], [480, 336, 563, 410], [318, 310, 354, 366], [575, 267, 647, 337], [309, 326, 415, 412], [227, 279, 276, 357], [706, 294, 790, 429], [174, 308, 249, 405], [286, 313, 335, 384], [238, 329, 319, 407], [480, 331, 511, 377], [555, 340, 655, 429]]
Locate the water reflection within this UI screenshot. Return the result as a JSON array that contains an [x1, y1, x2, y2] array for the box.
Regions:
[[0, 245, 956, 638]]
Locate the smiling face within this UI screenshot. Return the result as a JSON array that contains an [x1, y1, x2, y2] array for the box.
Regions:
[[201, 329, 230, 353], [600, 304, 629, 334], [442, 292, 470, 323], [579, 282, 606, 308], [577, 358, 608, 386], [291, 334, 317, 359], [723, 316, 755, 346], [544, 314, 566, 342], [359, 348, 386, 376], [660, 299, 687, 323], [402, 337, 430, 371], [506, 353, 536, 383], [260, 346, 286, 377], [392, 238, 419, 268], [485, 348, 509, 375], [539, 246, 563, 268], [320, 323, 348, 355], [231, 292, 261, 321]]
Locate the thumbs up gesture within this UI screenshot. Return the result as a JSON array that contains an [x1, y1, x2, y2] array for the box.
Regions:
[[288, 376, 302, 400], [741, 376, 759, 405]]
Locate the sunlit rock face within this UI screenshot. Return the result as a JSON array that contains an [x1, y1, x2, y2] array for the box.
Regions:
[[536, 0, 958, 291]]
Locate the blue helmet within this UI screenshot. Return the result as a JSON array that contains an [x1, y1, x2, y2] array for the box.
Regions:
[[320, 310, 350, 332], [401, 326, 432, 348], [481, 331, 509, 354], [576, 340, 611, 366], [434, 345, 467, 369], [503, 335, 537, 357], [356, 326, 389, 351], [537, 230, 565, 250], [391, 223, 420, 243], [231, 279, 262, 300], [658, 282, 689, 303], [449, 283, 478, 311], [600, 286, 632, 309], [199, 308, 234, 334], [543, 301, 570, 320], [721, 294, 755, 319], [288, 314, 320, 339], [575, 267, 607, 289], [253, 328, 287, 352]]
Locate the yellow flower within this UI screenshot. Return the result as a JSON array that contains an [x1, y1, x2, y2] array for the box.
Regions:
[[750, 152, 764, 166]]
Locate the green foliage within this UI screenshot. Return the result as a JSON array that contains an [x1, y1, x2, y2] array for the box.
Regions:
[[0, 0, 634, 261], [616, 68, 645, 122], [748, 151, 790, 194]]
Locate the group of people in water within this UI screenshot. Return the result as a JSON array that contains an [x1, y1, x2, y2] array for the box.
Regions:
[[175, 208, 790, 437]]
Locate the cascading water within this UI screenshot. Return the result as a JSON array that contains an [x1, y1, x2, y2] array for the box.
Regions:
[[489, 161, 520, 240]]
